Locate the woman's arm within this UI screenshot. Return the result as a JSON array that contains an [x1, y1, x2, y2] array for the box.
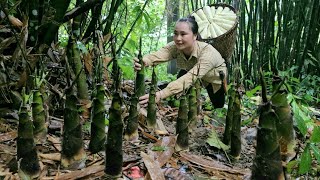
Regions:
[[143, 42, 176, 66], [159, 45, 222, 99]]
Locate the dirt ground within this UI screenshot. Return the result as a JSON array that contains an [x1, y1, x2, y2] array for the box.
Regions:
[[0, 96, 317, 179]]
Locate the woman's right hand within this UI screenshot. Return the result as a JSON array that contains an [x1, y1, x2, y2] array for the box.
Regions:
[[134, 57, 142, 71]]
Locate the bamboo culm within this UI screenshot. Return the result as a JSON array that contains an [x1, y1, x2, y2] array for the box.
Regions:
[[146, 68, 157, 129], [223, 85, 235, 146], [188, 85, 197, 132], [105, 40, 124, 178], [125, 37, 144, 140], [175, 92, 189, 151], [32, 90, 47, 143], [124, 95, 139, 141], [135, 37, 145, 98], [252, 70, 284, 180], [271, 74, 296, 161], [105, 92, 124, 177], [89, 84, 106, 153], [17, 100, 40, 178], [61, 87, 86, 168], [230, 88, 241, 159]]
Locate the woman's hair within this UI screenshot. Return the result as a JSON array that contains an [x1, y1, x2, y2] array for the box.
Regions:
[[177, 16, 199, 35]]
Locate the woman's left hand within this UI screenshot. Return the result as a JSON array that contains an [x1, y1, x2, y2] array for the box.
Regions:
[[138, 91, 162, 107]]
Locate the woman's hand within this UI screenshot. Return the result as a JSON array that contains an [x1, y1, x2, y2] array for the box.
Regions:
[[134, 57, 143, 71], [139, 91, 162, 107]]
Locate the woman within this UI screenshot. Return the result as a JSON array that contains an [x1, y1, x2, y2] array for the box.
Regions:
[[134, 16, 227, 109]]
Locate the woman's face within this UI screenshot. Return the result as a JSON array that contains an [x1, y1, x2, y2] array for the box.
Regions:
[[173, 22, 197, 55]]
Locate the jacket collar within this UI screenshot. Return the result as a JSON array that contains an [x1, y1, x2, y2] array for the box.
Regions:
[[178, 41, 199, 60]]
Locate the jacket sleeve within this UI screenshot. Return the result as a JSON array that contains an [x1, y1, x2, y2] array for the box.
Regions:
[[143, 42, 176, 66]]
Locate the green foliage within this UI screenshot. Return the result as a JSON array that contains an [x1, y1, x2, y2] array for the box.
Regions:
[[245, 86, 261, 98], [288, 92, 320, 175], [289, 94, 313, 137], [206, 130, 229, 151], [310, 144, 320, 163], [310, 126, 320, 143], [151, 146, 167, 151], [299, 145, 312, 175]]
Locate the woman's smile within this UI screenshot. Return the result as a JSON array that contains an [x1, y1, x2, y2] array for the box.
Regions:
[[173, 22, 197, 55]]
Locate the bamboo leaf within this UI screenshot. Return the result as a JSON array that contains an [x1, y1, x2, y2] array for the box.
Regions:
[[310, 126, 320, 143], [291, 100, 308, 136], [286, 160, 298, 174], [310, 144, 320, 163], [299, 145, 312, 175], [245, 85, 261, 98], [206, 130, 229, 151], [152, 146, 167, 152]]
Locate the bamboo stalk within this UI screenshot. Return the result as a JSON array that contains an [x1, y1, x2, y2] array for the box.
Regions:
[[252, 70, 284, 180], [61, 87, 87, 169], [17, 90, 40, 179], [271, 74, 296, 161], [223, 84, 235, 145], [135, 37, 145, 98], [105, 38, 124, 178], [124, 95, 139, 141], [146, 67, 157, 129], [32, 89, 47, 144], [230, 86, 241, 159], [175, 90, 189, 152], [188, 84, 197, 132], [89, 84, 106, 153], [105, 91, 123, 178]]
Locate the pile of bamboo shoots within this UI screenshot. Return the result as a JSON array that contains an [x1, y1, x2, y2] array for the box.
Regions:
[[192, 5, 237, 39]]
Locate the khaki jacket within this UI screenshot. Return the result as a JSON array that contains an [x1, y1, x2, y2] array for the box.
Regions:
[[143, 41, 227, 99]]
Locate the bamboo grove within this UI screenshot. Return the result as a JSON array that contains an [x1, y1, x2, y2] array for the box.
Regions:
[[0, 0, 319, 179], [179, 0, 320, 86]]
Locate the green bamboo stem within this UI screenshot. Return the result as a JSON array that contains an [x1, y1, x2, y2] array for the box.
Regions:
[[188, 84, 197, 132], [103, 0, 124, 35], [39, 0, 72, 47], [89, 84, 106, 153], [61, 87, 86, 169], [82, 2, 103, 40], [271, 74, 296, 161], [195, 79, 201, 115], [223, 85, 235, 145], [105, 92, 124, 178], [105, 39, 124, 178], [135, 37, 146, 98], [17, 98, 40, 179], [68, 13, 90, 119], [27, 0, 40, 47], [175, 92, 189, 152], [146, 68, 157, 129], [252, 70, 284, 180], [32, 90, 47, 144], [230, 87, 241, 159], [124, 95, 139, 141]]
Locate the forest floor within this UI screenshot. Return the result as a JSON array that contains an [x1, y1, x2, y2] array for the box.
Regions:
[[0, 90, 319, 179]]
